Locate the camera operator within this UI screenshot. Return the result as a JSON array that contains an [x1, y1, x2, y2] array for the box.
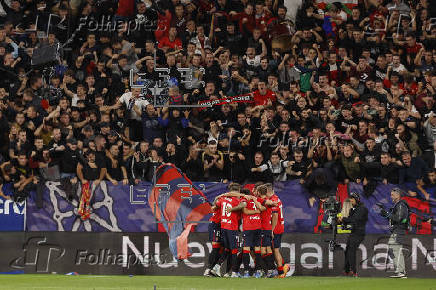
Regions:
[[338, 192, 368, 277], [379, 188, 410, 278]]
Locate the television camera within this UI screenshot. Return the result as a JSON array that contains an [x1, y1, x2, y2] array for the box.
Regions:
[[323, 196, 343, 252]]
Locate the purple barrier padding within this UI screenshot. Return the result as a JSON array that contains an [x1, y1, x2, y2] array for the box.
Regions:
[[25, 180, 435, 233]]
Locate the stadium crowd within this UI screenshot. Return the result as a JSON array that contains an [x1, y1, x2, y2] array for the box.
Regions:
[[0, 0, 435, 207]]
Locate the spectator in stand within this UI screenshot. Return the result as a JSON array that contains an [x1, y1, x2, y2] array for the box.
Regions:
[[77, 150, 105, 188], [396, 123, 422, 157], [105, 143, 129, 186], [422, 140, 435, 170], [158, 27, 183, 52], [223, 150, 247, 184], [380, 152, 400, 185], [181, 143, 204, 181], [248, 151, 271, 183], [59, 138, 80, 200], [254, 151, 290, 182], [131, 141, 149, 184], [202, 140, 224, 181], [144, 148, 163, 181], [287, 149, 310, 182], [423, 112, 436, 147], [339, 144, 361, 184], [253, 79, 276, 106], [1, 151, 35, 202], [116, 87, 149, 142], [9, 129, 31, 160], [359, 138, 382, 192], [399, 151, 429, 185], [415, 170, 436, 201]]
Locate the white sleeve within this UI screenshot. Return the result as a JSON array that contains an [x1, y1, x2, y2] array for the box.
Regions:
[[259, 164, 268, 172], [119, 92, 129, 105], [71, 95, 78, 107], [135, 99, 148, 111], [141, 99, 150, 108]]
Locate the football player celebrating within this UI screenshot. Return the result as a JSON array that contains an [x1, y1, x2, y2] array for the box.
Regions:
[[257, 184, 277, 277], [204, 194, 224, 277], [215, 183, 247, 277], [266, 183, 290, 278], [205, 186, 249, 277], [241, 189, 265, 278]]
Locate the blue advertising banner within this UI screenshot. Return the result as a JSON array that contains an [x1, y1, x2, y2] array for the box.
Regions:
[[0, 197, 25, 231], [24, 180, 436, 234]]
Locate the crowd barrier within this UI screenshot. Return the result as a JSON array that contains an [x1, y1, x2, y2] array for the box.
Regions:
[[0, 232, 435, 277], [1, 181, 435, 234]]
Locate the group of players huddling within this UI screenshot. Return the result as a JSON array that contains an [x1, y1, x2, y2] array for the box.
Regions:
[[204, 182, 290, 278]]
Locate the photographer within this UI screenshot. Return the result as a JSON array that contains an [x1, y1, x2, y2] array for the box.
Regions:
[[338, 193, 368, 277], [379, 188, 410, 278]]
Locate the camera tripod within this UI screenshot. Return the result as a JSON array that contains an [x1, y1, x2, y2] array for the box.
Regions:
[[326, 215, 344, 252]]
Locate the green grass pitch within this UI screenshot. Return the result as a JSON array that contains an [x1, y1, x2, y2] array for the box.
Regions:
[[1, 275, 436, 290]]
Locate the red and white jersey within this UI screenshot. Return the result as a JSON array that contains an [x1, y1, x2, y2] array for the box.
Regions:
[[241, 197, 262, 231], [216, 196, 241, 231], [260, 197, 273, 230], [271, 194, 284, 234], [209, 198, 222, 224]]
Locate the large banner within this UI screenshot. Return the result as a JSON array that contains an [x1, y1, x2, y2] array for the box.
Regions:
[[149, 164, 212, 259], [25, 181, 436, 234], [26, 181, 225, 232], [0, 232, 435, 277], [0, 197, 25, 231]]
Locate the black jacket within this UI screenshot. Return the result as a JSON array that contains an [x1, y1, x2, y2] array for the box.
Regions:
[[342, 203, 368, 236], [224, 156, 247, 184], [423, 151, 435, 170], [180, 157, 204, 181], [389, 199, 410, 234], [60, 148, 80, 174], [380, 163, 400, 184], [304, 168, 337, 199]]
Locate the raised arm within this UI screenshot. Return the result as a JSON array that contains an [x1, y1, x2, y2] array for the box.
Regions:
[[259, 38, 267, 58]]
